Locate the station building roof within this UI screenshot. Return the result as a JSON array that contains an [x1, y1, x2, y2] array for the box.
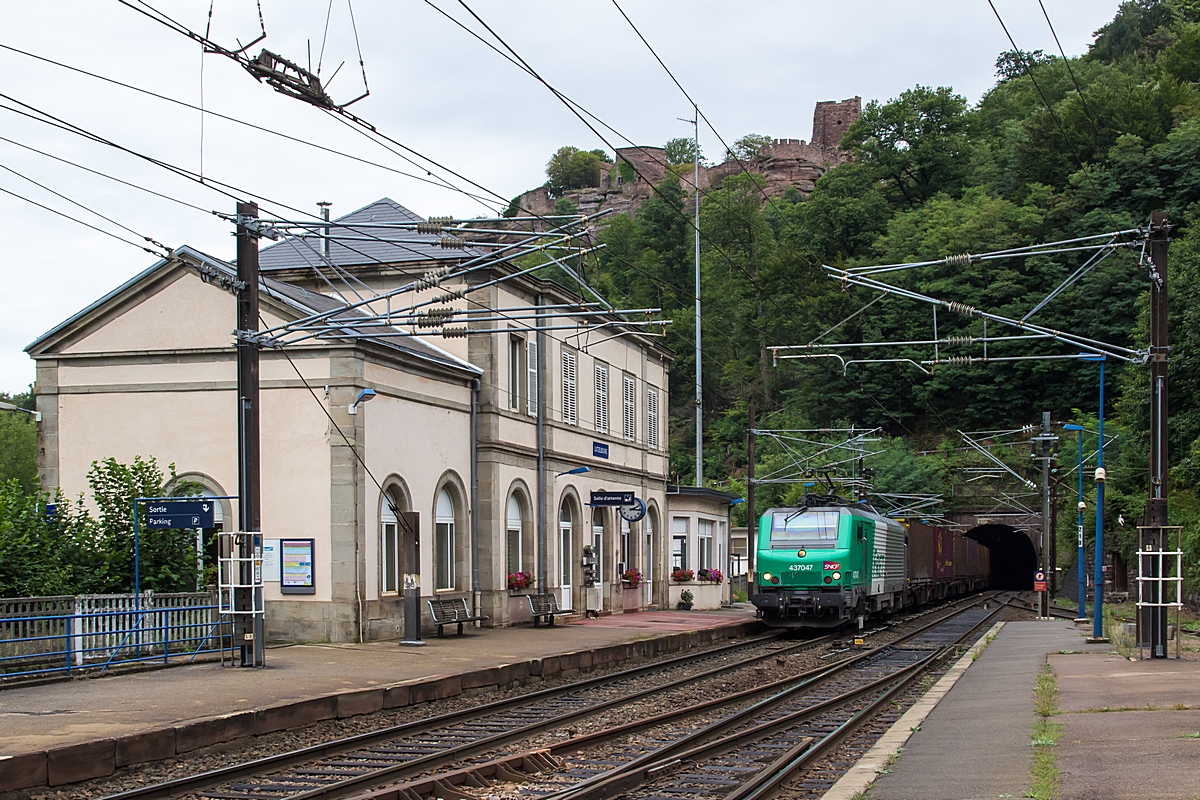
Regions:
[[257, 198, 486, 272]]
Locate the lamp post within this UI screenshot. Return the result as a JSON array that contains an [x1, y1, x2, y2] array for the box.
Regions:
[[1079, 354, 1108, 643], [1063, 423, 1086, 622]]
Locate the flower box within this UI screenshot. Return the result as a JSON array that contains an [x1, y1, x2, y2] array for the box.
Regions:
[[669, 580, 722, 610]]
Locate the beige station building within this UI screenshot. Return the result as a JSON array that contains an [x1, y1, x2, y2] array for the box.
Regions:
[[26, 199, 736, 642]]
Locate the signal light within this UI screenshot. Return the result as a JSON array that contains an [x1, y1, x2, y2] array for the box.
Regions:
[[832, 572, 841, 580], [823, 576, 832, 585]]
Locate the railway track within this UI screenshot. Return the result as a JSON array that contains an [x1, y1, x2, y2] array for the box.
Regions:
[[96, 593, 1009, 800]]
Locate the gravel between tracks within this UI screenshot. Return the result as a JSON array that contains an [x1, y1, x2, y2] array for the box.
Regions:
[[13, 597, 1029, 800]]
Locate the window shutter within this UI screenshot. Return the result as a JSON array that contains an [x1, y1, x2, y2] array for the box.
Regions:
[[647, 388, 659, 450], [562, 350, 577, 425], [526, 338, 538, 417], [595, 364, 609, 434], [623, 375, 636, 442]]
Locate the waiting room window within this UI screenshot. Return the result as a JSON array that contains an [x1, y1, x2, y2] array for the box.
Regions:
[[381, 501, 399, 594], [698, 519, 714, 570], [672, 517, 688, 570]]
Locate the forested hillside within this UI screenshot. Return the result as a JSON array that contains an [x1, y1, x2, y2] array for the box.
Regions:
[[585, 0, 1200, 590]]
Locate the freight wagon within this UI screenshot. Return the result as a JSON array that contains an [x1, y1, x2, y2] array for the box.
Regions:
[[750, 499, 990, 628]]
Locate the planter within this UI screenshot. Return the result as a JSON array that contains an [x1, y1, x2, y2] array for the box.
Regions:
[[669, 581, 722, 610]]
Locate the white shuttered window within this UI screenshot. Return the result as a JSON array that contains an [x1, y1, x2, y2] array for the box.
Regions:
[[562, 349, 578, 425], [647, 387, 659, 450], [595, 364, 609, 434], [623, 375, 636, 442], [526, 339, 538, 417]]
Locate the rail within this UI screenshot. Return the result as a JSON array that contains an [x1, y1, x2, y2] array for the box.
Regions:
[[0, 592, 228, 678]]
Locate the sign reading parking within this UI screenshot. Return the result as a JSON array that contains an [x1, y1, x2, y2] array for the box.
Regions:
[[590, 491, 634, 507], [146, 500, 214, 529]]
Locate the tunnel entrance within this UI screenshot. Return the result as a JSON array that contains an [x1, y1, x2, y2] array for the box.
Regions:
[[966, 524, 1038, 590]]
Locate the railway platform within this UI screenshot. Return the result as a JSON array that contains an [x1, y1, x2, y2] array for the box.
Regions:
[[0, 607, 757, 790], [833, 618, 1200, 800]]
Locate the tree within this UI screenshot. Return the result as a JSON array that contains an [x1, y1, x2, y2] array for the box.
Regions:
[[664, 137, 702, 166], [545, 146, 609, 196], [726, 134, 771, 162], [0, 389, 37, 492], [841, 86, 971, 208], [995, 49, 1055, 81]]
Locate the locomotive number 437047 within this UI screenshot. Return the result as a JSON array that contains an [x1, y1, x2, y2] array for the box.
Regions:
[[789, 564, 813, 571]]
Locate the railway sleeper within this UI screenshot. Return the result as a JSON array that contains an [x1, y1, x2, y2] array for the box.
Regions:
[[340, 749, 562, 800]]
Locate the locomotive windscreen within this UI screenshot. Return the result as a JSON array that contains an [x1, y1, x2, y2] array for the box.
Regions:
[[770, 510, 840, 549]]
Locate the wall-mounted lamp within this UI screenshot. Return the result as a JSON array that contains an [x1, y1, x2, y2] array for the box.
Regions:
[[556, 466, 590, 478], [348, 388, 377, 415], [0, 400, 40, 423]]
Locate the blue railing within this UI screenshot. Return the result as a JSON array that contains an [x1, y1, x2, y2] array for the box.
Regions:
[[0, 593, 229, 679]]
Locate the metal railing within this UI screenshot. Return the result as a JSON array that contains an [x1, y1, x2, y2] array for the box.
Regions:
[[0, 592, 230, 679]]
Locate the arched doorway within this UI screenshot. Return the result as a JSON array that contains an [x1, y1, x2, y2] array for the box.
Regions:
[[967, 524, 1038, 590]]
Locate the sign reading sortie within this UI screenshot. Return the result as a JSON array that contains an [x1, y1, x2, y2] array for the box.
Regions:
[[146, 500, 215, 529]]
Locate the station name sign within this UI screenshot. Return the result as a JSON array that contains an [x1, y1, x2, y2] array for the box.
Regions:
[[146, 500, 214, 529], [590, 491, 634, 507]]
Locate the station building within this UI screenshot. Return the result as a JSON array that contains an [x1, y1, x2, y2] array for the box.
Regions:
[[25, 199, 740, 642]]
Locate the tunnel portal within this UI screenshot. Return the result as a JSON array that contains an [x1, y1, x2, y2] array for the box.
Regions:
[[966, 524, 1038, 590]]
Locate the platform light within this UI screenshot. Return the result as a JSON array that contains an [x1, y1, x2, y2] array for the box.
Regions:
[[348, 387, 376, 415]]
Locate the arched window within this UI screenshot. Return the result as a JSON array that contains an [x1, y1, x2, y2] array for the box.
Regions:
[[506, 493, 523, 576], [382, 500, 399, 594], [435, 488, 456, 591], [559, 501, 573, 608], [591, 507, 605, 584]]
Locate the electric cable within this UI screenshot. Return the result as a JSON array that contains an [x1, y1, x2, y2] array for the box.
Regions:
[[0, 183, 165, 256]]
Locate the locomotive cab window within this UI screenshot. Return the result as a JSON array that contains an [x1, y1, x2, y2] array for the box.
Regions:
[[770, 510, 841, 549]]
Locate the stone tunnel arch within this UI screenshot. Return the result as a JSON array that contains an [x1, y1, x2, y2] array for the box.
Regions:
[[965, 524, 1038, 590]]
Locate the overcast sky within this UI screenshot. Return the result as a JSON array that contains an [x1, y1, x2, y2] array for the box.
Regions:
[[0, 0, 1123, 393]]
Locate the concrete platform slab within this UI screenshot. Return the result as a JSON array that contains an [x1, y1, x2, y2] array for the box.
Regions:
[[0, 607, 756, 789], [867, 619, 1100, 800], [1051, 651, 1200, 800]]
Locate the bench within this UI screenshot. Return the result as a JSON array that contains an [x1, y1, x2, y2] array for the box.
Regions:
[[526, 593, 574, 627], [427, 597, 488, 637]]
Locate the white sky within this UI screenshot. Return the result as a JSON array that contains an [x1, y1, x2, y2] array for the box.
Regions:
[[0, 0, 1122, 393]]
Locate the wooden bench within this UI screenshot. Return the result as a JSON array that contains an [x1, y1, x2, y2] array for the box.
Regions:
[[427, 597, 488, 637], [526, 593, 574, 627]]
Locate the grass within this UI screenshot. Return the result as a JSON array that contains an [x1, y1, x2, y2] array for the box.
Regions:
[[1104, 604, 1135, 658], [1182, 731, 1200, 739], [1028, 662, 1062, 800]]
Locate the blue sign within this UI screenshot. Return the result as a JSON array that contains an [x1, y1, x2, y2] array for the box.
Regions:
[[591, 490, 634, 507], [146, 500, 215, 529], [593, 442, 609, 459]]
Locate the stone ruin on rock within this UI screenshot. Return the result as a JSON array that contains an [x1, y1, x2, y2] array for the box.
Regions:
[[511, 97, 861, 222]]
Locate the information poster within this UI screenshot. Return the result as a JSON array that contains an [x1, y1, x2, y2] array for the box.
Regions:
[[280, 538, 315, 594], [262, 539, 280, 582]]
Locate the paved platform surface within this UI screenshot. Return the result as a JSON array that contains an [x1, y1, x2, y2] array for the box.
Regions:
[[0, 607, 755, 757], [867, 619, 1107, 800], [1053, 649, 1200, 800]]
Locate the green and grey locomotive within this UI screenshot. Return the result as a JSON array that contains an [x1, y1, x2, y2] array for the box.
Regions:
[[751, 497, 989, 628]]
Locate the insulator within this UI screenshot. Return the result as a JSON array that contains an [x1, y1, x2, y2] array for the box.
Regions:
[[435, 289, 465, 303], [944, 253, 974, 266], [441, 327, 468, 338], [413, 265, 453, 290], [946, 301, 978, 316], [946, 335, 972, 346], [416, 308, 456, 328], [945, 356, 975, 365], [439, 235, 466, 249], [428, 215, 454, 225]]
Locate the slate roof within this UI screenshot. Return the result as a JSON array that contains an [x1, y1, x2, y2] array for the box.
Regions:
[[27, 245, 481, 380], [257, 198, 484, 272]]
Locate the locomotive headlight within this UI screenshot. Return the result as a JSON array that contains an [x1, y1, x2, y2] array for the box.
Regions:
[[823, 576, 833, 585], [832, 571, 841, 581], [771, 575, 780, 585], [762, 572, 772, 582]]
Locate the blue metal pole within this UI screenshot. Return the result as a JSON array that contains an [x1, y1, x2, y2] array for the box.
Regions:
[[1076, 429, 1085, 619], [133, 499, 141, 605], [1093, 359, 1106, 640]]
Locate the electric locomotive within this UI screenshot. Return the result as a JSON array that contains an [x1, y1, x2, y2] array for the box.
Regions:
[[750, 496, 906, 628]]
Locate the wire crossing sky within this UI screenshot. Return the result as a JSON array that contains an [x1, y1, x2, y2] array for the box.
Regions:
[[0, 0, 1121, 393]]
